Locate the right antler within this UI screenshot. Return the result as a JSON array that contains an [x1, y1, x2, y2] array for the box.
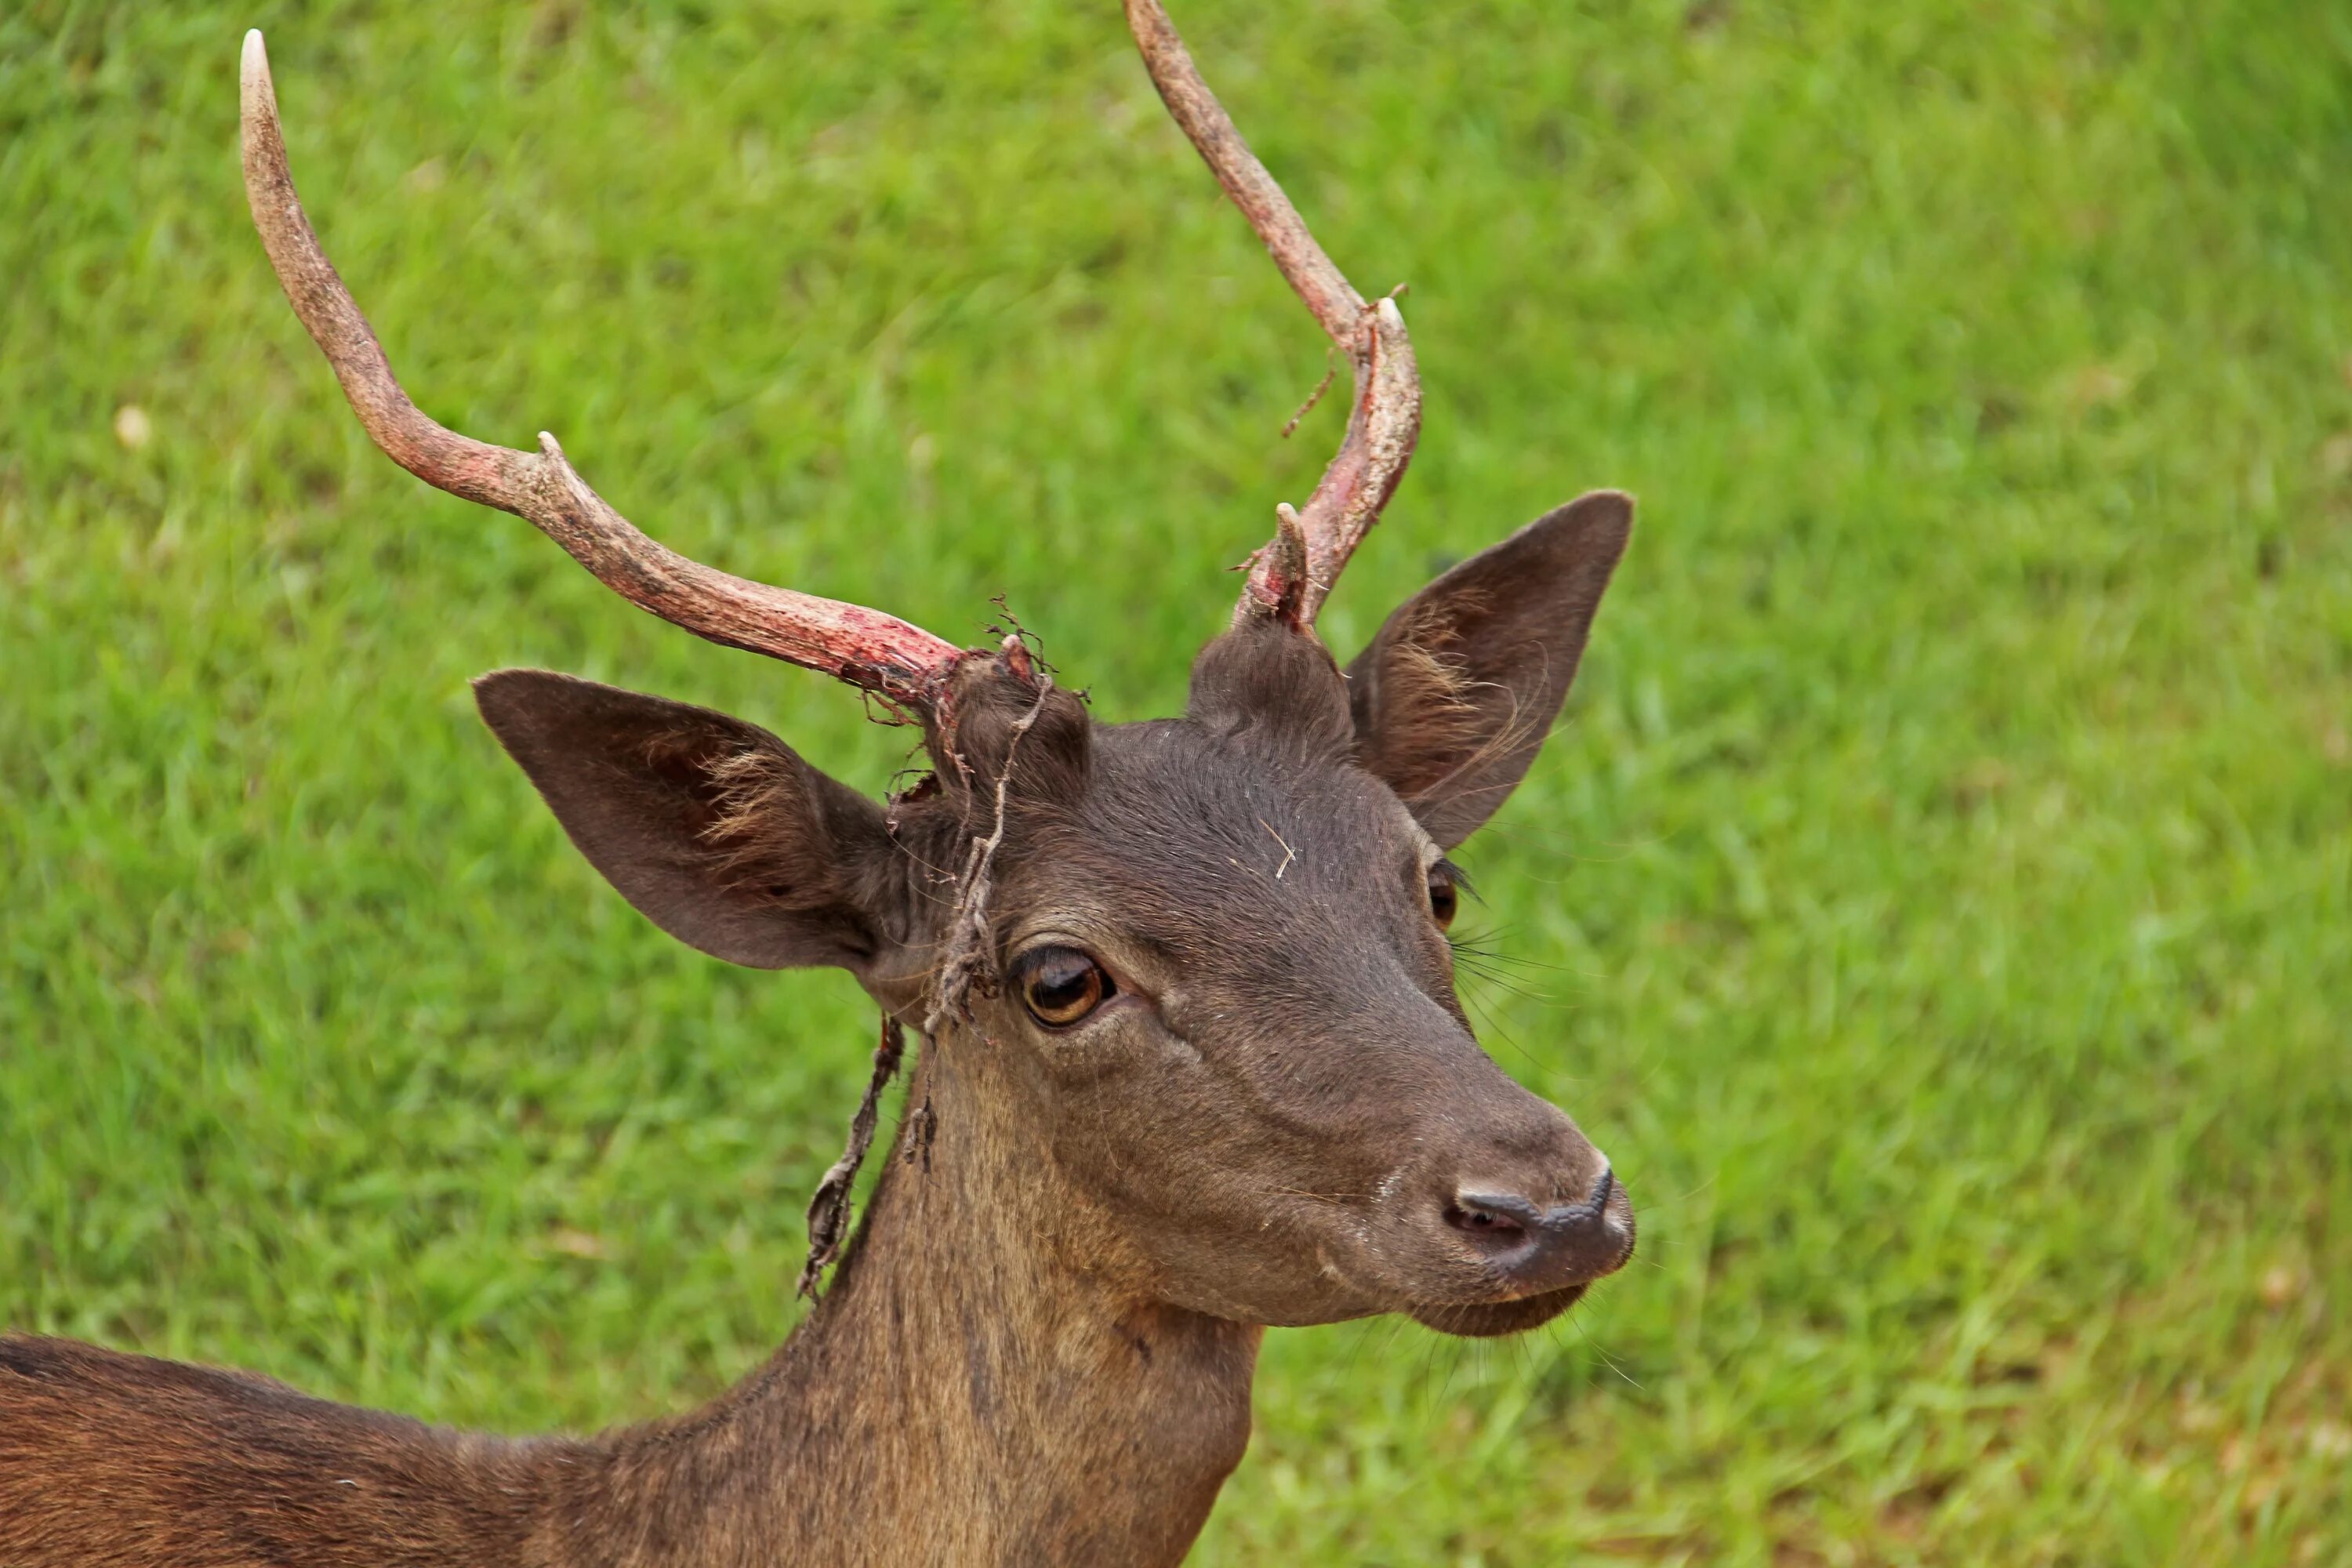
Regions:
[[239, 31, 967, 718], [1124, 0, 1422, 633]]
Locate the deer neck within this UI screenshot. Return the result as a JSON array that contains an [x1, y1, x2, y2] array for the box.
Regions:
[[575, 1032, 1261, 1568]]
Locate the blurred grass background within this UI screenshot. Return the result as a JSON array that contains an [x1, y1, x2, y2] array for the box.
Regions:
[[5, 0, 2350, 1562]]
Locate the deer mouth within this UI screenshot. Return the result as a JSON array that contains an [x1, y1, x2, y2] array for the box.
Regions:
[[1405, 1283, 1595, 1338]]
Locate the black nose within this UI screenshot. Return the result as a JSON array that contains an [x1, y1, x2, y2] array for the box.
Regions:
[[1445, 1167, 1629, 1290]]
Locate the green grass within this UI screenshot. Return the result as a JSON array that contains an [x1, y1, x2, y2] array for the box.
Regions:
[[6, 0, 2350, 1562]]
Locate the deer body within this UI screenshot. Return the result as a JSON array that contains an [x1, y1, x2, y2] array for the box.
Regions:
[[2, 1047, 1254, 1565], [5, 5, 1646, 1563]]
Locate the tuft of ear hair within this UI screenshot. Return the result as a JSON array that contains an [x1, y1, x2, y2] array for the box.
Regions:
[[472, 670, 895, 972], [1347, 491, 1632, 848]]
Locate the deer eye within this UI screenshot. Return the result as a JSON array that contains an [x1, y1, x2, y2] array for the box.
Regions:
[[1014, 946, 1114, 1029], [1427, 869, 1461, 929]]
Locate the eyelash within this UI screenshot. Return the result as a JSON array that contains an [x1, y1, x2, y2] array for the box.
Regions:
[[1427, 859, 1470, 928]]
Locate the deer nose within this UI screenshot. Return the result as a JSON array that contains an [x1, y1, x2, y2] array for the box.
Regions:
[[1444, 1167, 1630, 1290]]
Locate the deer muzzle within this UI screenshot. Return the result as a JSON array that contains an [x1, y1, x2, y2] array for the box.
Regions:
[[1444, 1165, 1635, 1298], [1354, 1065, 1635, 1336]]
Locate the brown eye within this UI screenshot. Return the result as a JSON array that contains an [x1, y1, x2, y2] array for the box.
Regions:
[[1015, 946, 1114, 1029], [1428, 873, 1460, 929]]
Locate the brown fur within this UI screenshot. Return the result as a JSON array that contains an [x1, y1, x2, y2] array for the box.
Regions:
[[0, 1058, 1250, 1566], [2, 502, 1634, 1564]]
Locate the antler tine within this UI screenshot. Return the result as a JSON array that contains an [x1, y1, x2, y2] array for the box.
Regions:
[[1124, 0, 1421, 633], [238, 31, 966, 715]]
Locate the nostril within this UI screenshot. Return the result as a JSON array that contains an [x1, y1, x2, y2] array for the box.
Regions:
[[1445, 1191, 1541, 1243], [1444, 1202, 1523, 1238]]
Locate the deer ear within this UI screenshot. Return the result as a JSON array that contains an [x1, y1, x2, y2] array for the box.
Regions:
[[1345, 491, 1632, 848], [472, 670, 895, 973]]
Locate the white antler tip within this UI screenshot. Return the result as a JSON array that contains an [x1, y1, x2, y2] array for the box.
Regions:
[[241, 29, 267, 76], [1374, 295, 1405, 330]]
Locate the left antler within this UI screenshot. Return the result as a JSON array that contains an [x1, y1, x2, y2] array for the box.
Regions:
[[1123, 0, 1422, 633], [239, 31, 971, 717]]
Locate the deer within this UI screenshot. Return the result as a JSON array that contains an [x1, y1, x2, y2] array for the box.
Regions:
[[0, 5, 1639, 1564]]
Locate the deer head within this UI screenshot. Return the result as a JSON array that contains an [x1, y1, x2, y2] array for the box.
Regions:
[[238, 1, 1635, 1342]]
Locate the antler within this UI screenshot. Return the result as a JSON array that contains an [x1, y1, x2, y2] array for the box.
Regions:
[[1124, 0, 1421, 633], [238, 31, 967, 717]]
